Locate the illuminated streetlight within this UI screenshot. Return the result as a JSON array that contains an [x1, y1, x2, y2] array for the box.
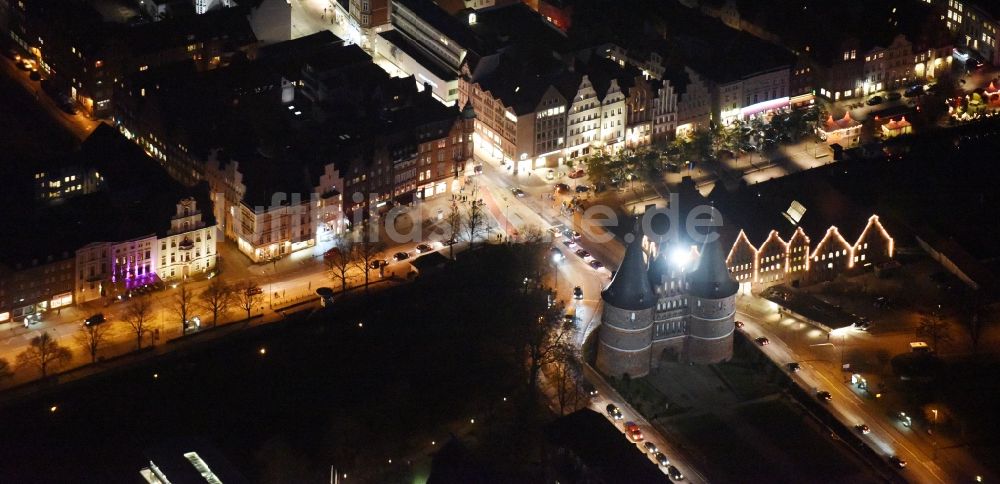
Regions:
[[49, 405, 58, 413], [259, 347, 267, 355]]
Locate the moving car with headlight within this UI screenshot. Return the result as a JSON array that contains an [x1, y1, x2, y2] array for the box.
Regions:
[[606, 403, 623, 420]]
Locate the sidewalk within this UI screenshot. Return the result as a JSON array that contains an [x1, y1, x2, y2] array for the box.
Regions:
[[0, 276, 405, 407]]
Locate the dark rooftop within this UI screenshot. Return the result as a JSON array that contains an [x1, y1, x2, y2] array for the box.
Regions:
[[663, 10, 794, 84], [378, 29, 458, 81], [545, 408, 665, 484], [712, 0, 949, 66], [466, 2, 569, 55], [394, 0, 484, 56], [708, 171, 878, 248]]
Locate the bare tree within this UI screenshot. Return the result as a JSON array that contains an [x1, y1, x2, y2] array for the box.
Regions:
[[958, 290, 995, 355], [0, 358, 12, 382], [551, 359, 583, 416], [520, 224, 545, 244], [917, 311, 952, 351], [524, 298, 575, 402], [169, 283, 196, 334], [16, 332, 72, 378], [354, 224, 385, 292], [199, 278, 234, 327], [74, 321, 112, 363], [324, 237, 357, 293], [123, 296, 154, 350], [463, 183, 490, 249], [234, 280, 263, 320], [444, 202, 463, 260]]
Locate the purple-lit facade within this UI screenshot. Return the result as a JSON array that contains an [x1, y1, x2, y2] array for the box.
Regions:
[[75, 236, 158, 303]]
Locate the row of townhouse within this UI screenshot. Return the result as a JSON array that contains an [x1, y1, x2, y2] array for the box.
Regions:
[[460, 50, 696, 172], [0, 126, 216, 324], [726, 216, 895, 293], [694, 0, 954, 103], [707, 167, 899, 294]]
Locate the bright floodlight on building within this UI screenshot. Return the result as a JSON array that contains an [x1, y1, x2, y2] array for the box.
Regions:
[[669, 247, 691, 268]]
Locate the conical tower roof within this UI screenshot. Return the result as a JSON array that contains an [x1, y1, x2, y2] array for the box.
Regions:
[[688, 227, 739, 299], [602, 227, 655, 311], [461, 101, 476, 120]]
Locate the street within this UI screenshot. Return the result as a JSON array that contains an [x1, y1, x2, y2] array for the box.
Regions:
[[736, 295, 994, 484], [0, 55, 100, 142]]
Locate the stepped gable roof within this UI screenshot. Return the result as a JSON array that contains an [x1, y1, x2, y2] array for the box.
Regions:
[[706, 170, 872, 246], [602, 221, 655, 311], [688, 219, 739, 299]]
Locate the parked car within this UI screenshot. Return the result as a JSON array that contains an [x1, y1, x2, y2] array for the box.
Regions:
[[734, 320, 744, 329], [755, 336, 769, 346], [59, 102, 78, 115], [667, 465, 684, 480], [582, 382, 598, 397], [393, 251, 409, 261], [624, 421, 644, 442], [817, 390, 832, 402], [550, 247, 564, 261], [855, 424, 871, 434], [787, 362, 801, 372], [561, 239, 577, 249], [889, 455, 907, 468], [575, 249, 591, 259], [415, 243, 433, 253], [575, 184, 590, 193], [84, 313, 106, 326], [606, 403, 623, 420], [589, 260, 604, 269], [654, 452, 670, 467], [643, 442, 659, 454], [555, 183, 571, 192], [510, 187, 526, 197], [904, 85, 925, 97], [886, 91, 902, 101], [573, 286, 583, 300], [866, 95, 885, 106], [370, 259, 387, 269], [568, 169, 585, 179]]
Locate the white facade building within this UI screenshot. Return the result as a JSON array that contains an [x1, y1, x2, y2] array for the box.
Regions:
[[157, 198, 217, 282], [566, 75, 602, 159], [599, 79, 626, 151], [75, 236, 157, 303]]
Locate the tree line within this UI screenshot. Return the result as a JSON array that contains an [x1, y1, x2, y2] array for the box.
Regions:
[[0, 278, 266, 383], [583, 109, 819, 188]]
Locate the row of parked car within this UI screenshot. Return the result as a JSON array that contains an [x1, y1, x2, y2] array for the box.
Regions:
[[606, 403, 685, 480]]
